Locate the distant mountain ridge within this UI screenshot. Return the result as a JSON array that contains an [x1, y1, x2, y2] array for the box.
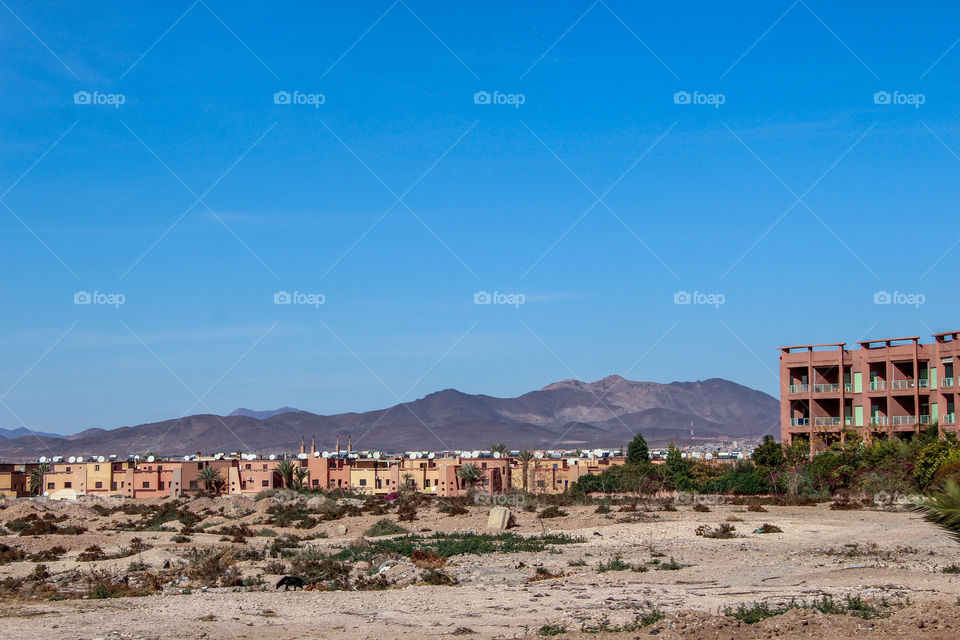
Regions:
[[0, 427, 61, 440], [0, 376, 778, 459]]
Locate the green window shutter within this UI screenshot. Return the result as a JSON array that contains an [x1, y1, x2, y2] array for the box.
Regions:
[[853, 372, 862, 393], [931, 369, 938, 390], [854, 405, 864, 427]]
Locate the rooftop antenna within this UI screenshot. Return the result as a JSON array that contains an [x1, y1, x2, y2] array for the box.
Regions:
[[347, 434, 352, 454]]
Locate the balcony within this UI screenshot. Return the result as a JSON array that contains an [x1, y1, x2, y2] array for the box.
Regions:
[[919, 414, 932, 424], [890, 379, 915, 391], [789, 384, 809, 394], [919, 379, 930, 389], [789, 418, 810, 427], [943, 377, 954, 387], [891, 415, 916, 426], [944, 413, 956, 425], [813, 383, 841, 393], [869, 380, 886, 391], [871, 416, 889, 425], [813, 416, 842, 426], [844, 382, 853, 392]]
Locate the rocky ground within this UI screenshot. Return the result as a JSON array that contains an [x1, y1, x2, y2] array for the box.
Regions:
[[0, 493, 958, 639]]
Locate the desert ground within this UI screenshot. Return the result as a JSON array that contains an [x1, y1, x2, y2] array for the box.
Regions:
[[0, 494, 958, 640]]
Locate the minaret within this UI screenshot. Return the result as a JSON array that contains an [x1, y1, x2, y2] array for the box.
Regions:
[[335, 435, 341, 455], [300, 437, 305, 455], [347, 434, 353, 454], [310, 436, 316, 455]]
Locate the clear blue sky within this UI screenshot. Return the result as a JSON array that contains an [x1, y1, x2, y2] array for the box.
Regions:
[[2, 1, 959, 434]]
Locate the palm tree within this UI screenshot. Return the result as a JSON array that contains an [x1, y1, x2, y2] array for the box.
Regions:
[[401, 472, 415, 489], [917, 479, 960, 543], [456, 463, 483, 491], [489, 443, 507, 456], [516, 450, 534, 493], [293, 467, 310, 491], [29, 463, 49, 496], [274, 459, 296, 489], [198, 466, 223, 495]]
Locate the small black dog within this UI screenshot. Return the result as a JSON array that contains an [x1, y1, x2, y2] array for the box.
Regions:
[[276, 575, 305, 591]]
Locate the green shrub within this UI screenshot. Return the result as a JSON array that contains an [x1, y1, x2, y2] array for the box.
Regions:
[[364, 518, 408, 537]]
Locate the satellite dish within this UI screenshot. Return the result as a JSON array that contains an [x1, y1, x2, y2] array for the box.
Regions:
[[39, 456, 47, 463], [373, 452, 381, 459], [109, 454, 117, 459], [534, 451, 544, 459], [471, 450, 480, 458], [297, 453, 307, 460], [321, 451, 330, 458], [493, 451, 501, 459], [313, 451, 320, 457], [53, 456, 62, 462], [133, 455, 140, 461], [146, 456, 155, 463], [214, 453, 223, 460], [269, 454, 276, 461], [97, 456, 105, 463], [183, 455, 190, 461], [428, 452, 435, 459], [68, 456, 76, 463], [77, 456, 85, 463]]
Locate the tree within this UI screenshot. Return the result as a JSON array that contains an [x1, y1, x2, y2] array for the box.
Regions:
[[516, 450, 535, 492], [457, 463, 483, 491], [29, 463, 49, 495], [293, 467, 310, 491], [626, 433, 650, 466], [275, 459, 296, 489], [198, 466, 224, 495], [752, 435, 785, 469], [917, 479, 960, 543], [665, 443, 692, 489], [489, 443, 507, 456]]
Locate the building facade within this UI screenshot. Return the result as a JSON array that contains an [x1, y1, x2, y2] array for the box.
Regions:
[[780, 330, 960, 454]]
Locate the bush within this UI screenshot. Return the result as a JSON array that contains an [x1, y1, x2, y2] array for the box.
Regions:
[[755, 523, 782, 534], [78, 545, 106, 562], [364, 518, 408, 537], [538, 505, 567, 519], [695, 523, 739, 539], [420, 568, 457, 585], [597, 556, 632, 572], [692, 504, 710, 512], [264, 560, 287, 574]]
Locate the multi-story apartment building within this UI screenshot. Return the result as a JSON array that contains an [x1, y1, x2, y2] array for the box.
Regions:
[[0, 463, 36, 497], [780, 330, 960, 454]]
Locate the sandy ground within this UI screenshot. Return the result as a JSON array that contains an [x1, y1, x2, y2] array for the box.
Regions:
[[0, 498, 959, 639]]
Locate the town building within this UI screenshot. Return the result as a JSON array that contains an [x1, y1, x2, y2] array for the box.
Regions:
[[780, 330, 960, 454]]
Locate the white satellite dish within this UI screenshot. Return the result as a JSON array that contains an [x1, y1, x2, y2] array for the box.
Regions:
[[313, 451, 320, 457], [297, 453, 307, 460], [493, 451, 501, 459], [373, 452, 381, 459], [53, 456, 62, 462], [269, 454, 276, 461], [133, 455, 140, 461], [97, 456, 105, 463], [146, 456, 155, 463], [77, 456, 85, 463], [39, 456, 47, 463], [214, 453, 223, 460], [183, 455, 190, 461], [471, 450, 480, 458], [68, 456, 76, 463], [428, 452, 435, 459], [534, 451, 544, 459], [321, 451, 330, 458]]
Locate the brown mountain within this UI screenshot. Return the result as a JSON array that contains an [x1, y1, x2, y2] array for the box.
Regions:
[[0, 376, 777, 460]]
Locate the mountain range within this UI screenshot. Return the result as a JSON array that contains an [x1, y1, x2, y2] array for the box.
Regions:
[[0, 376, 778, 460]]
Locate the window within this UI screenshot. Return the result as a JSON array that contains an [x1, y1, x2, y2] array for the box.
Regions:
[[424, 479, 430, 487], [64, 482, 72, 488], [312, 479, 319, 486], [95, 481, 103, 489], [111, 482, 117, 490], [65, 467, 71, 473], [159, 482, 165, 490], [142, 482, 150, 488], [359, 478, 367, 486], [158, 466, 163, 472], [47, 482, 54, 490], [245, 464, 251, 470], [261, 480, 269, 487], [94, 464, 100, 471], [189, 480, 198, 489]]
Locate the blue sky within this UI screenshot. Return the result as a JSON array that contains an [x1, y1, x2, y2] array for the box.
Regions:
[[2, 1, 960, 434]]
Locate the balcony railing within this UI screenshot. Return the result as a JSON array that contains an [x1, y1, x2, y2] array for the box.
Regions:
[[789, 418, 810, 427], [943, 377, 954, 387], [844, 383, 853, 392], [944, 413, 957, 425], [891, 415, 916, 425], [813, 383, 840, 393], [869, 380, 886, 391], [919, 414, 932, 424], [891, 379, 915, 390], [789, 384, 809, 394], [871, 416, 889, 425], [919, 379, 930, 389], [813, 416, 842, 426]]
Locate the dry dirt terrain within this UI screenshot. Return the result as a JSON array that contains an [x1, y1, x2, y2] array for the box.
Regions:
[[0, 495, 958, 640]]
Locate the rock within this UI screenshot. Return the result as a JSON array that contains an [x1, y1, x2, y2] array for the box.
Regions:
[[356, 561, 371, 571], [305, 497, 328, 510], [487, 506, 515, 530], [335, 524, 348, 535]]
